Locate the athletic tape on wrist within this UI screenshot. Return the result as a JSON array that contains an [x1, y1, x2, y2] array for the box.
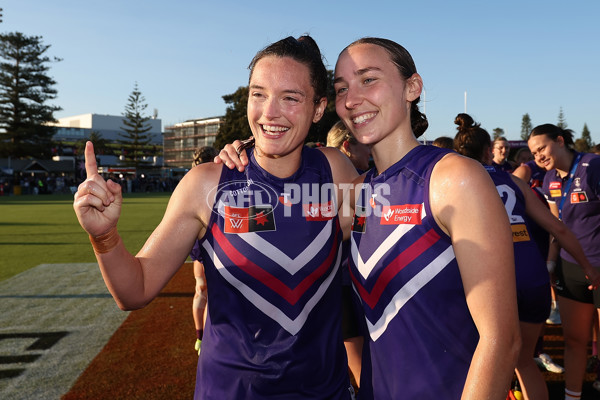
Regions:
[[89, 227, 120, 254]]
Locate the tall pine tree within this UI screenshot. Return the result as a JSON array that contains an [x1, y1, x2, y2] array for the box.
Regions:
[[0, 32, 61, 158], [520, 113, 532, 140], [492, 128, 505, 140], [557, 107, 568, 129], [118, 83, 153, 169], [574, 123, 594, 152]]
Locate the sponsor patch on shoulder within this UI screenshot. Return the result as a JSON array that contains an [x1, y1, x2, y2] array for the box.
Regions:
[[380, 204, 423, 225], [549, 182, 562, 190], [549, 189, 562, 198], [511, 224, 530, 242], [571, 191, 589, 203]]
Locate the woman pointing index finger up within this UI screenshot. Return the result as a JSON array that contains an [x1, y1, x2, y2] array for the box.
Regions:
[[73, 35, 359, 399]]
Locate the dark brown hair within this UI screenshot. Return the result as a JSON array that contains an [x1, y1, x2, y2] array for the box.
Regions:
[[529, 124, 575, 148], [248, 35, 328, 102], [453, 113, 491, 162]]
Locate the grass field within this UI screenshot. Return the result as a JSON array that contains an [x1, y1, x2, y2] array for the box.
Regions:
[[0, 192, 172, 282]]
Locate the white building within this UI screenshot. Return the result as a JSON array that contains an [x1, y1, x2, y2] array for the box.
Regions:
[[49, 113, 162, 144]]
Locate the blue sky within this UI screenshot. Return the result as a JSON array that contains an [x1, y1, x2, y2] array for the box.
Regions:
[[3, 0, 600, 144]]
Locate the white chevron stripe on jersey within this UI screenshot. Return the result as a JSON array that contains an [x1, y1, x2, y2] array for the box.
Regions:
[[202, 240, 342, 335], [236, 219, 334, 275], [366, 245, 455, 341], [352, 204, 427, 279]]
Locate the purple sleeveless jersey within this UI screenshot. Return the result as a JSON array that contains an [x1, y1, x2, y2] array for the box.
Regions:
[[194, 146, 351, 399], [486, 165, 549, 289], [542, 152, 600, 266], [524, 160, 546, 189], [350, 145, 478, 400]]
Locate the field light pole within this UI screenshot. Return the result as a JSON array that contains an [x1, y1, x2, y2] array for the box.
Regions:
[[464, 91, 467, 113]]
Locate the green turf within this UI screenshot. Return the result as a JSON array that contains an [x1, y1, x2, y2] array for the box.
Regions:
[[0, 192, 171, 282]]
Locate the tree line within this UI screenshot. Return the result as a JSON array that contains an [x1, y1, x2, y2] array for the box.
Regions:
[[0, 31, 155, 169]]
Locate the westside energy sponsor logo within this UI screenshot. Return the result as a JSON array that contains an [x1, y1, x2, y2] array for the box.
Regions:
[[380, 204, 423, 225]]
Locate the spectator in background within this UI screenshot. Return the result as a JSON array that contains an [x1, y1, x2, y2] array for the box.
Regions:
[[513, 147, 533, 166], [193, 146, 218, 166], [493, 136, 513, 172], [432, 135, 454, 149], [326, 120, 371, 172]]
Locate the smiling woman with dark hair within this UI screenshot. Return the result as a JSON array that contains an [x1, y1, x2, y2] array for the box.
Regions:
[[73, 35, 358, 399], [529, 123, 600, 399], [454, 113, 599, 400]]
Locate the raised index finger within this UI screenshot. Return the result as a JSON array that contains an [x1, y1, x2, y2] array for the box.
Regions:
[[84, 141, 99, 178]]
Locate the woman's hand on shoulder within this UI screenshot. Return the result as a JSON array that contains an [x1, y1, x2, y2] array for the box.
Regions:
[[213, 139, 250, 172]]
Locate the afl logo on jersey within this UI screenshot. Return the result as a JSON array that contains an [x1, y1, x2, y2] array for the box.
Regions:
[[208, 180, 279, 217]]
